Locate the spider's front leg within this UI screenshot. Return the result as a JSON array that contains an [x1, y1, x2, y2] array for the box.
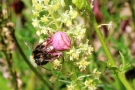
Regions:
[[45, 37, 53, 48], [51, 52, 64, 63]]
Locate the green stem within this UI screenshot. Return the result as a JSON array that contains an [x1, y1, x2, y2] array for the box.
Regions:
[[3, 51, 18, 90], [86, 1, 133, 90], [128, 0, 135, 25], [117, 72, 132, 90], [87, 10, 116, 67], [128, 0, 135, 31], [70, 62, 80, 90], [50, 12, 60, 30], [12, 29, 53, 90]]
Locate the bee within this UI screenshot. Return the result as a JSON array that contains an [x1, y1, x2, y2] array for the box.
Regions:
[[32, 38, 63, 66]]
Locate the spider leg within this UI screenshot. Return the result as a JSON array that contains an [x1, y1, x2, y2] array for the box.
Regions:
[[45, 37, 53, 48], [60, 53, 64, 63], [50, 52, 64, 63], [41, 66, 51, 71]]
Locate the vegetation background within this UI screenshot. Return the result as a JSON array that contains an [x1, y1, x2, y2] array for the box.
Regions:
[[0, 0, 135, 90]]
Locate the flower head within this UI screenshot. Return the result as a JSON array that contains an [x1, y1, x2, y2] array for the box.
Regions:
[[49, 76, 57, 83], [84, 79, 97, 90], [92, 69, 101, 79], [67, 84, 76, 90], [84, 79, 93, 87], [76, 59, 90, 71], [52, 59, 62, 70]]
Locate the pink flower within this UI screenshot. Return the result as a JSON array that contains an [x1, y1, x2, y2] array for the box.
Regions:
[[52, 32, 71, 51]]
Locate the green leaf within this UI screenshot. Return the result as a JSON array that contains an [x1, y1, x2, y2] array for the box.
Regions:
[[72, 0, 87, 10]]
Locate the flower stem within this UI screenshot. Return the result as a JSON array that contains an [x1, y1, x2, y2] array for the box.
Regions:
[[70, 62, 80, 90], [88, 10, 116, 67], [3, 51, 18, 90], [86, 1, 133, 90], [50, 11, 60, 30]]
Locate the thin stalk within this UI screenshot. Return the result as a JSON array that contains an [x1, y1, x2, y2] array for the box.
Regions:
[[50, 11, 59, 29], [128, 0, 135, 25], [70, 62, 80, 90], [87, 9, 116, 67], [12, 29, 53, 90], [86, 1, 133, 90], [3, 51, 18, 90], [128, 0, 135, 31], [117, 72, 132, 90]]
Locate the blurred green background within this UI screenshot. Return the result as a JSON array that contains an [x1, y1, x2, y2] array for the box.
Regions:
[[0, 0, 135, 90]]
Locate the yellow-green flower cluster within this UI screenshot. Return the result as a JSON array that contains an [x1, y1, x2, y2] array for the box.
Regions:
[[32, 0, 94, 73], [84, 79, 93, 87], [67, 84, 76, 90], [84, 79, 98, 90], [84, 79, 97, 90], [49, 76, 57, 83], [83, 69, 101, 90], [52, 59, 62, 70], [76, 59, 90, 71], [67, 40, 93, 71], [92, 69, 101, 80], [32, 0, 66, 36]]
